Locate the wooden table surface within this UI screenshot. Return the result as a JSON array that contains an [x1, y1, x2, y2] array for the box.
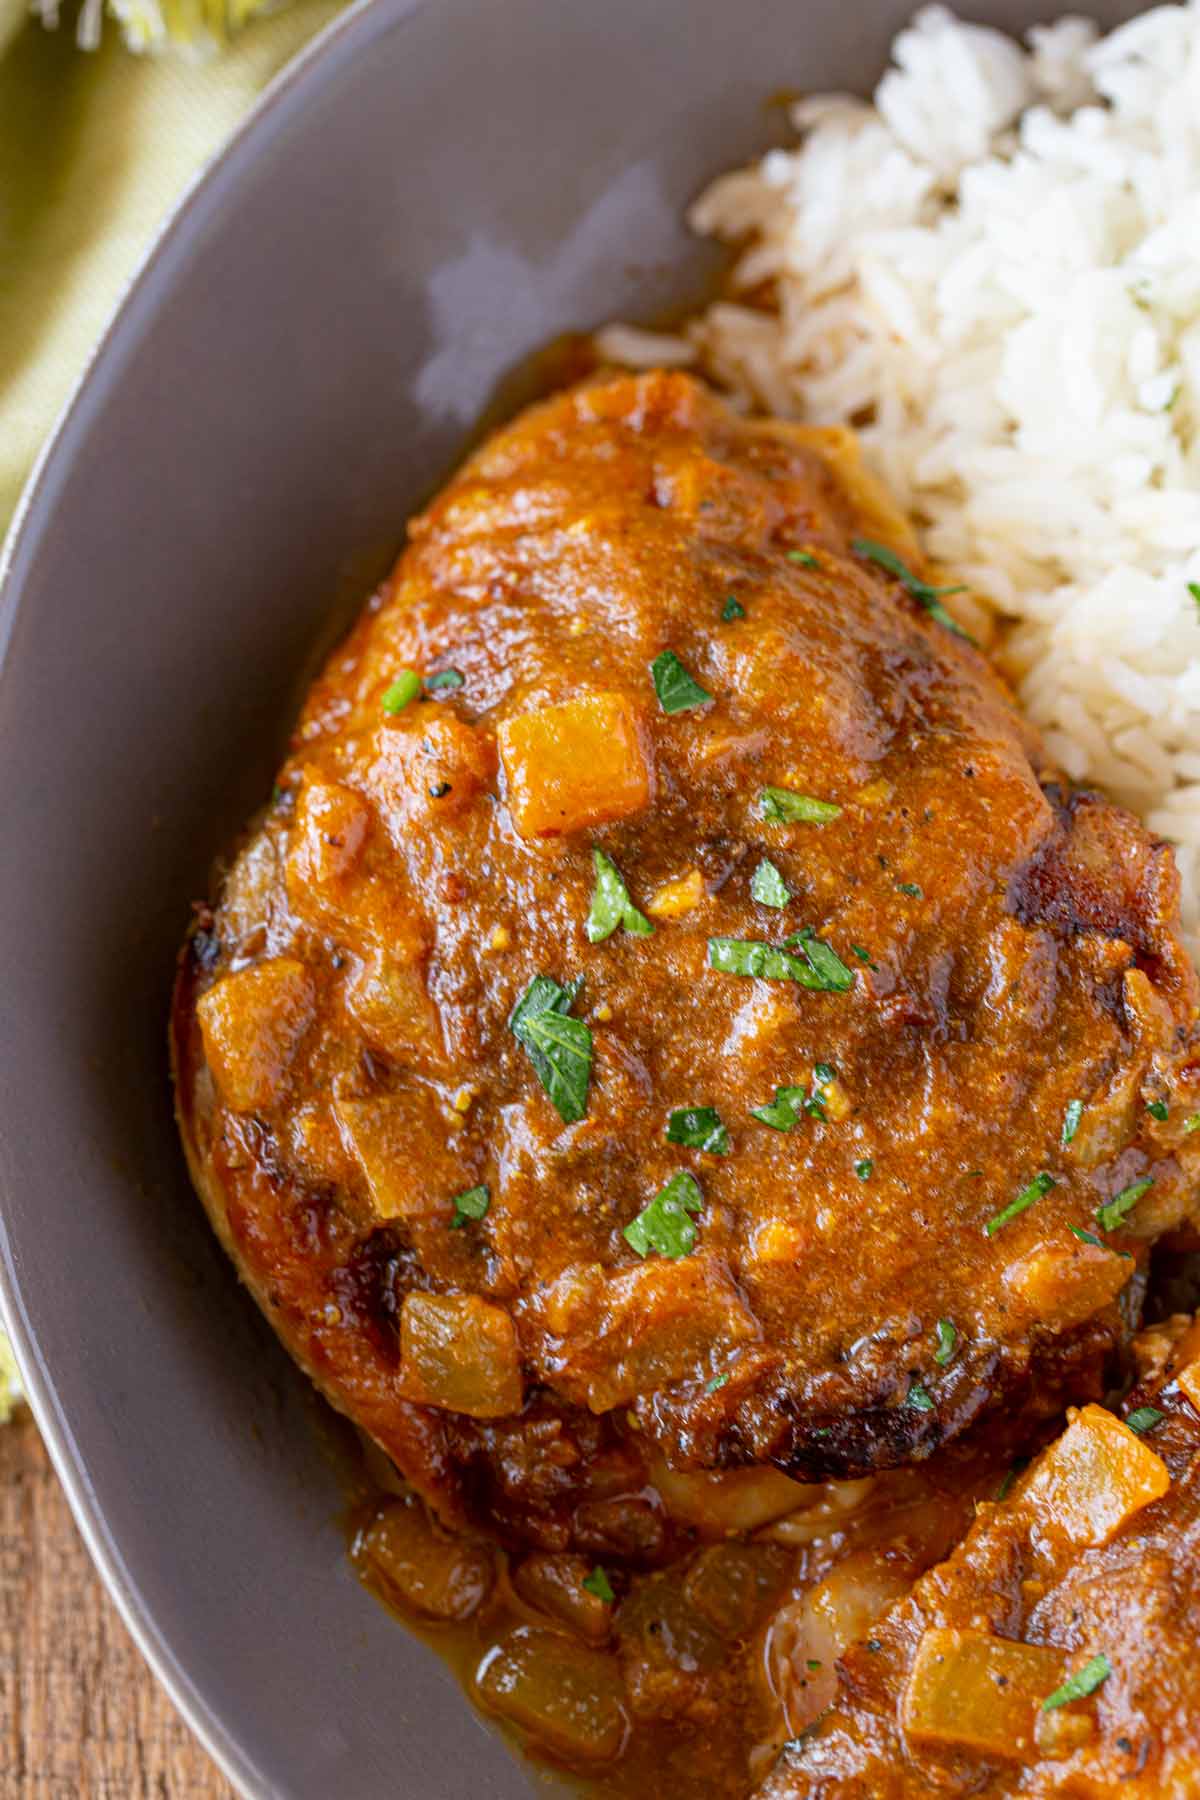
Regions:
[[0, 1406, 235, 1799]]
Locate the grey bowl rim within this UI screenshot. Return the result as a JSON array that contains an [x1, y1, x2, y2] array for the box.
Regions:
[[0, 4, 416, 1792]]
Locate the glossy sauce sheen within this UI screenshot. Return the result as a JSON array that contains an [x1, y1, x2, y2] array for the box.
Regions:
[[173, 370, 1200, 1784], [763, 1319, 1200, 1797]]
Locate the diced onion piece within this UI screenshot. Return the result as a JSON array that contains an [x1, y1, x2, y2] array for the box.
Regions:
[[332, 1093, 462, 1220], [902, 1628, 1066, 1760], [196, 958, 316, 1113], [646, 869, 705, 918], [498, 693, 652, 839], [512, 1553, 613, 1642], [399, 1293, 523, 1419], [535, 1256, 757, 1414], [476, 1627, 628, 1764], [1021, 1403, 1169, 1551], [286, 774, 371, 904], [682, 1543, 793, 1639], [358, 1499, 494, 1621], [1176, 1359, 1200, 1414], [648, 1458, 819, 1535], [371, 714, 492, 822], [1003, 1239, 1132, 1332], [343, 950, 445, 1067]]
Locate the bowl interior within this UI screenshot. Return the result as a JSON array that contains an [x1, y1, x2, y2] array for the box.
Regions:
[[0, 0, 1144, 1792]]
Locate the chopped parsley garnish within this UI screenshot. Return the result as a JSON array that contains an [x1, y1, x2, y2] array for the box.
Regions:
[[624, 1171, 704, 1260], [1185, 1113, 1200, 1133], [1126, 1405, 1164, 1436], [896, 881, 923, 899], [984, 1172, 1056, 1238], [708, 936, 852, 992], [786, 550, 820, 569], [805, 1658, 822, 1672], [933, 1318, 957, 1365], [586, 848, 653, 943], [906, 1380, 935, 1412], [1189, 581, 1200, 608], [651, 649, 712, 714], [382, 669, 422, 714], [704, 1372, 729, 1394], [509, 974, 592, 1123], [850, 943, 878, 969], [582, 1566, 615, 1604], [1097, 1177, 1154, 1233], [1042, 1654, 1111, 1712], [666, 1106, 729, 1156], [851, 538, 975, 643], [784, 927, 855, 992], [721, 595, 746, 621], [760, 787, 842, 825], [855, 1158, 874, 1180], [1069, 1225, 1106, 1248], [751, 858, 790, 908], [996, 1459, 1027, 1502], [1062, 1098, 1084, 1146], [1147, 1099, 1169, 1121], [813, 1061, 837, 1086], [424, 668, 465, 692], [751, 1085, 811, 1131], [449, 1185, 489, 1230]]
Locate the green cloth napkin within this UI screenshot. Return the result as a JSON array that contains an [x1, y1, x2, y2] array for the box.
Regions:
[[0, 0, 347, 1413], [0, 0, 346, 534]]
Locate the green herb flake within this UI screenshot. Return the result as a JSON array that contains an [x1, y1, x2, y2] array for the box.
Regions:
[[751, 1085, 810, 1132], [704, 1372, 729, 1394], [721, 595, 746, 621], [1097, 1177, 1154, 1233], [786, 550, 820, 569], [850, 943, 878, 969], [382, 669, 422, 714], [1042, 1654, 1112, 1712], [784, 929, 855, 992], [1069, 1225, 1106, 1248], [1062, 1098, 1084, 1147], [1126, 1405, 1164, 1436], [751, 858, 790, 909], [1185, 1112, 1200, 1133], [586, 848, 654, 944], [855, 1158, 874, 1180], [651, 649, 712, 714], [996, 1459, 1027, 1502], [666, 1106, 729, 1156], [805, 1659, 822, 1671], [708, 936, 852, 993], [1189, 581, 1200, 610], [851, 538, 975, 643], [582, 1566, 615, 1604], [933, 1319, 957, 1366], [624, 1171, 704, 1260], [509, 975, 593, 1124], [760, 787, 842, 825], [984, 1172, 1056, 1238], [906, 1380, 936, 1412], [813, 1061, 837, 1086], [896, 881, 924, 899], [448, 1185, 490, 1230], [1147, 1099, 1170, 1121], [424, 668, 465, 692]]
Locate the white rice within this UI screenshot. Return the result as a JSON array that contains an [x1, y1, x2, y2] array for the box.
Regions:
[[597, 2, 1200, 950]]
